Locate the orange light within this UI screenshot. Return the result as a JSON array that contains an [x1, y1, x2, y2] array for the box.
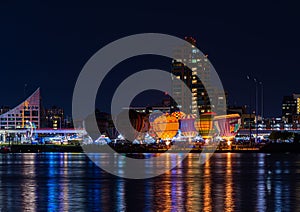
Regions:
[[194, 112, 216, 139], [152, 114, 179, 140], [171, 111, 186, 120]]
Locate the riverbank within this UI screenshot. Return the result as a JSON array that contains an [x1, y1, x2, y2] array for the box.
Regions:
[[1, 143, 300, 153]]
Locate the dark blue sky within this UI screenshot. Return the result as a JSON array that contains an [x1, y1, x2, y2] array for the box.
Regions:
[[0, 0, 299, 117]]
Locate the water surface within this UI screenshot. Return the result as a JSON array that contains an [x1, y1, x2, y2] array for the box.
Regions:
[[0, 153, 299, 211]]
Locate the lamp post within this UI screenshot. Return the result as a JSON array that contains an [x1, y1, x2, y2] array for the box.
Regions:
[[247, 75, 252, 143], [259, 81, 263, 121], [247, 76, 260, 144], [254, 78, 258, 143]]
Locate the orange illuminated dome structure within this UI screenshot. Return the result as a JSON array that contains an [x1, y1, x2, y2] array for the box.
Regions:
[[214, 114, 241, 140], [148, 110, 163, 138], [115, 109, 149, 141], [152, 114, 179, 140], [194, 112, 216, 139], [148, 126, 157, 139], [180, 114, 197, 138], [171, 111, 186, 120]]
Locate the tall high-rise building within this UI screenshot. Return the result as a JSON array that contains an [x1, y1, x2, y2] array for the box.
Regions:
[[282, 94, 300, 124], [171, 36, 226, 115]]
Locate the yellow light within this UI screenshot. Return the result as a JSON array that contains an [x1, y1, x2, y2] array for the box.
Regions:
[[194, 113, 215, 139], [227, 140, 231, 146], [152, 114, 179, 140]]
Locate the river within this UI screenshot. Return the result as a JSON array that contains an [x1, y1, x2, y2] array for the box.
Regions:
[[0, 153, 298, 211]]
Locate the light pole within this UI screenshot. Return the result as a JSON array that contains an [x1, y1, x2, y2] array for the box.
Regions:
[[259, 81, 263, 121], [247, 76, 260, 143], [247, 75, 252, 143], [254, 78, 258, 143]]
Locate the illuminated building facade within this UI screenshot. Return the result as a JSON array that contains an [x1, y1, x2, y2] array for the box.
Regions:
[[282, 94, 300, 126], [171, 37, 226, 115], [0, 88, 41, 129], [45, 106, 64, 129]]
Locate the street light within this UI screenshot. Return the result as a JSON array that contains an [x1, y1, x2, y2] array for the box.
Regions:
[[246, 75, 252, 143], [259, 81, 263, 121], [247, 76, 260, 143], [254, 78, 258, 143]]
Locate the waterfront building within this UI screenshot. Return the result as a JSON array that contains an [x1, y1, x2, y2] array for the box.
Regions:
[[122, 106, 171, 114], [95, 109, 112, 135], [171, 36, 226, 115], [0, 88, 41, 129], [282, 94, 300, 126], [74, 109, 116, 138], [44, 106, 64, 129], [227, 105, 254, 129], [64, 115, 74, 128]]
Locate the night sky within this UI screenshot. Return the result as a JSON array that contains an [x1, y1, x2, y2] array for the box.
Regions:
[[0, 1, 299, 118]]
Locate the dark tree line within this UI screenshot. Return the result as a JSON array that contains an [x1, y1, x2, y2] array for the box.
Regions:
[[269, 131, 300, 143]]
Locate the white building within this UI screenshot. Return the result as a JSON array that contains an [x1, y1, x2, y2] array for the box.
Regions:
[[0, 88, 41, 129]]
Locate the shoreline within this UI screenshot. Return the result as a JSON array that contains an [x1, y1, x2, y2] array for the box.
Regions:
[[1, 143, 300, 154]]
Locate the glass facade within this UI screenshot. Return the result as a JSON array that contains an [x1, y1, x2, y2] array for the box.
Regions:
[[171, 37, 226, 115], [0, 88, 40, 129]]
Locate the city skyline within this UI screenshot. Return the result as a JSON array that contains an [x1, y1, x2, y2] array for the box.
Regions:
[[0, 65, 298, 120], [0, 1, 300, 118], [1, 2, 300, 211]]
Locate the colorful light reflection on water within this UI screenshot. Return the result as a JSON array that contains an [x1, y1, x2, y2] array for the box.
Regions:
[[0, 153, 298, 211]]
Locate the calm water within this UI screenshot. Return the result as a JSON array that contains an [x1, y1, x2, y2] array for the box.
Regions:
[[0, 153, 299, 211]]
